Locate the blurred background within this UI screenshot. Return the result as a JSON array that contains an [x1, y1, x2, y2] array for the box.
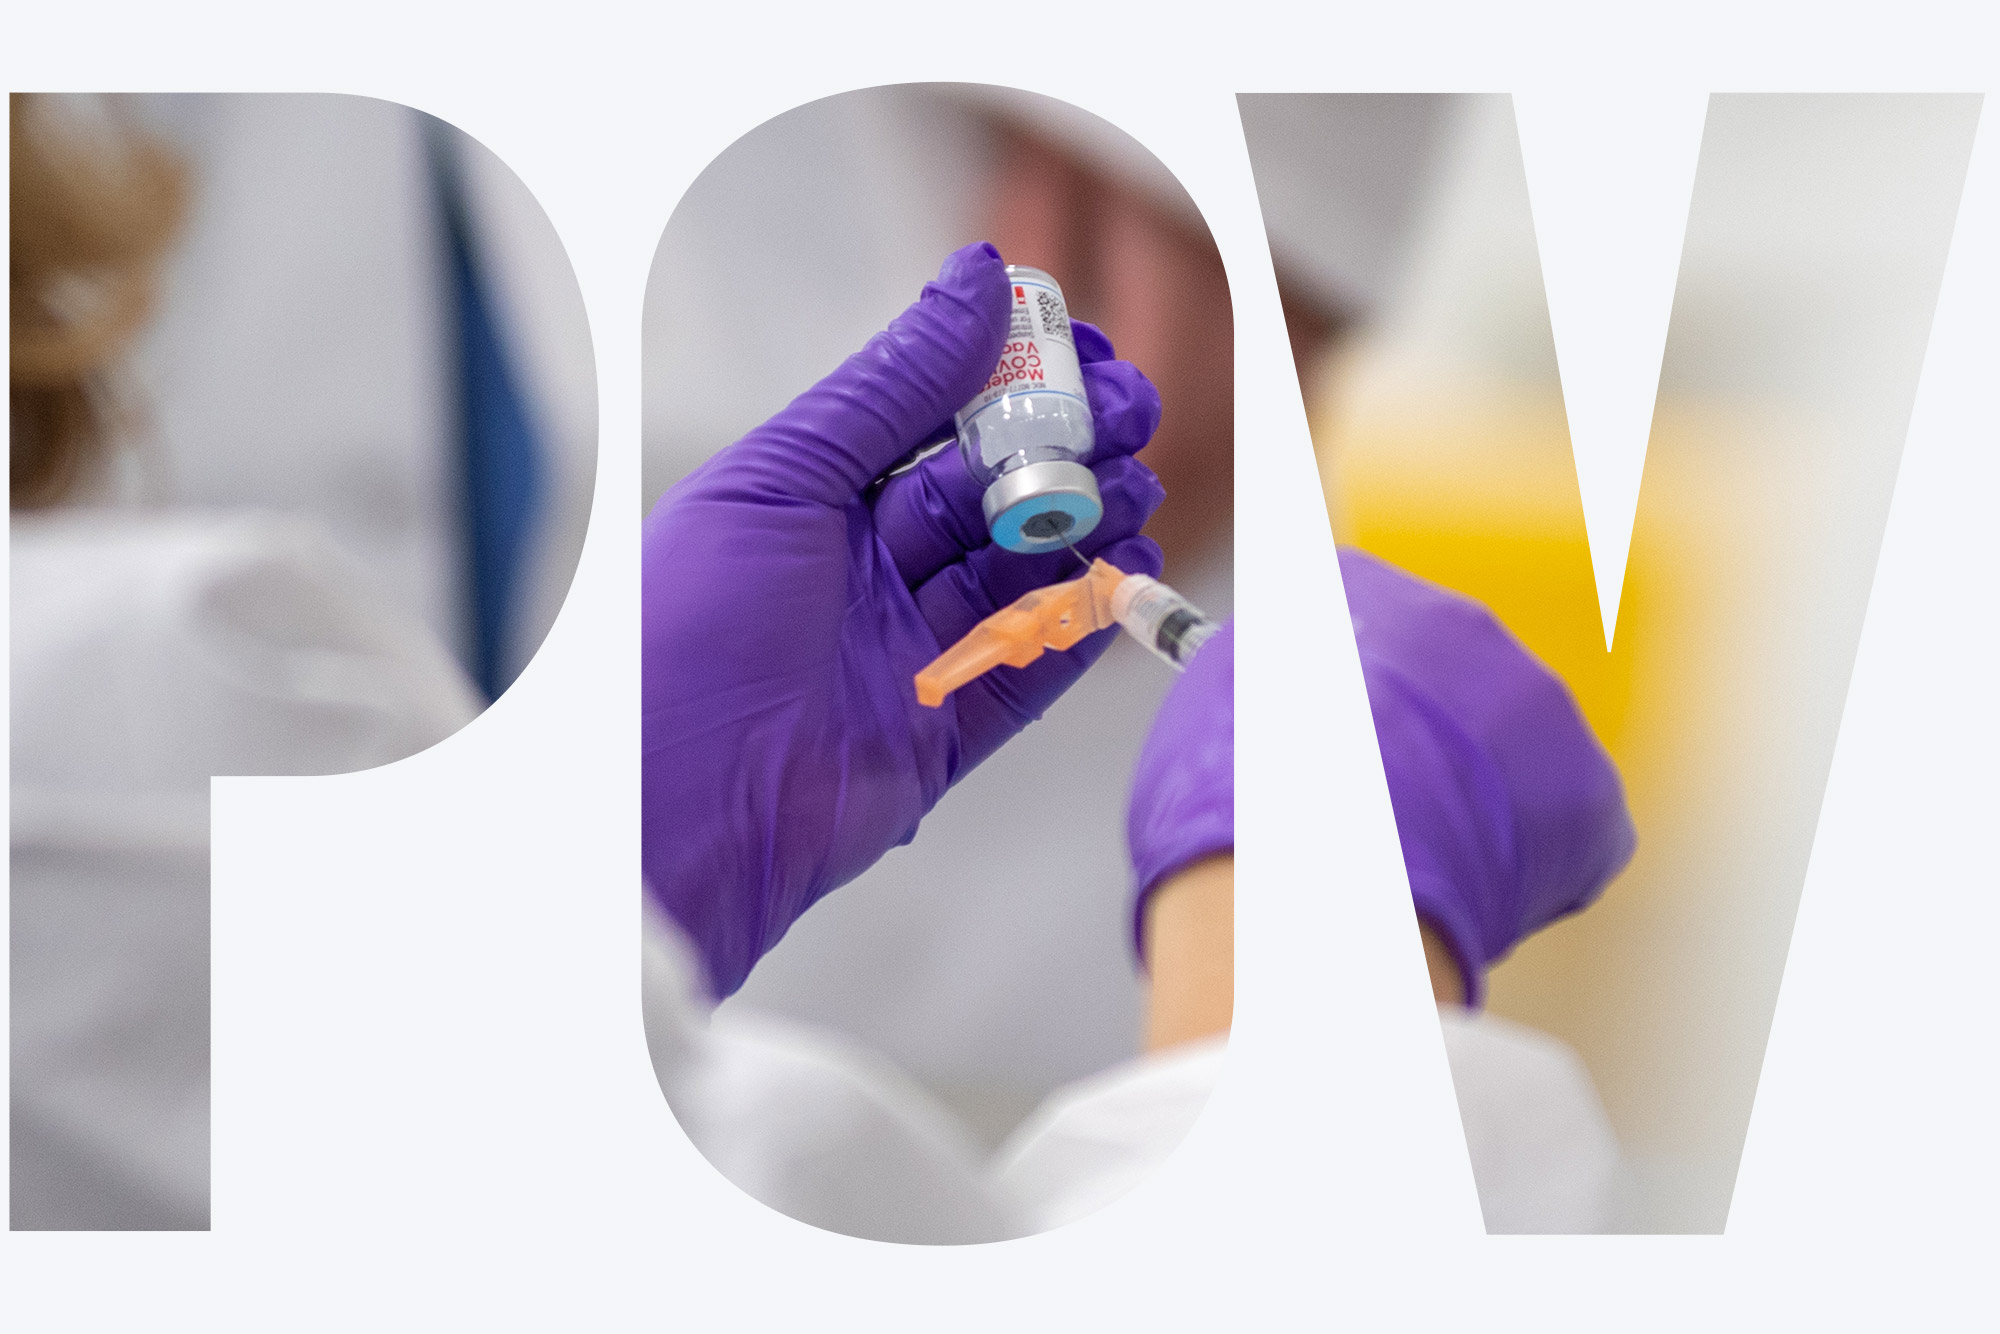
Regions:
[[643, 84, 1234, 1146], [1240, 93, 1979, 1231], [94, 94, 597, 696], [11, 93, 595, 1229]]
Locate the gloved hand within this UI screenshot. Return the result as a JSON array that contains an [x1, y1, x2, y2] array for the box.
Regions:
[[1127, 620, 1235, 958], [644, 242, 1165, 998], [1339, 547, 1636, 1006]]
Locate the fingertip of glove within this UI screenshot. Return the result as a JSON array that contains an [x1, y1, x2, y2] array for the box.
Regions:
[[1072, 319, 1115, 363], [1083, 360, 1165, 454], [934, 241, 1006, 296], [905, 243, 1010, 397], [1088, 455, 1167, 534]]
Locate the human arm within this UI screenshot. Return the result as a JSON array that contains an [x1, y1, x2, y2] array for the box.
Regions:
[[1125, 594, 1478, 1046], [1423, 920, 1467, 1008], [1125, 620, 1234, 1050], [1140, 853, 1233, 1051], [1138, 865, 1462, 1057]]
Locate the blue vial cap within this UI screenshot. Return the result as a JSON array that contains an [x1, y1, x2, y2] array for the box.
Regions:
[[990, 488, 1104, 554]]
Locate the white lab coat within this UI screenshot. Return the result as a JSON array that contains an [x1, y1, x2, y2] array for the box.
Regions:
[[11, 511, 1624, 1235], [11, 94, 590, 1230], [646, 905, 1628, 1241], [10, 511, 480, 1228]]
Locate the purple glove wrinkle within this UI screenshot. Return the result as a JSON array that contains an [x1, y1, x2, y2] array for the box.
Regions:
[[1339, 548, 1636, 1006], [644, 243, 1164, 997], [1126, 620, 1235, 961]]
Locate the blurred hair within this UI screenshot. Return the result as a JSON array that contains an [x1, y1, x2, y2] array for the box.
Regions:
[[10, 93, 187, 508]]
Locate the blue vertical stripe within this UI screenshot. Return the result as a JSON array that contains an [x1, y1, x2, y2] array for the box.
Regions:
[[426, 116, 544, 701]]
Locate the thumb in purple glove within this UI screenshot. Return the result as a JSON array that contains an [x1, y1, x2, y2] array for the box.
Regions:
[[1127, 619, 1235, 961], [1340, 547, 1636, 1006], [645, 242, 1165, 998]]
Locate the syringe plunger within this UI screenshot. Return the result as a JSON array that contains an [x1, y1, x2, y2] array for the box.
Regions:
[[1110, 574, 1217, 670]]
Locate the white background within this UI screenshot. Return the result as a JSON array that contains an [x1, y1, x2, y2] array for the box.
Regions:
[[4, 1, 1996, 1325]]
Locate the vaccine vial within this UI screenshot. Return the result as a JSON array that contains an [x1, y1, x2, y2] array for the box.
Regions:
[[1111, 574, 1218, 670], [954, 265, 1102, 553]]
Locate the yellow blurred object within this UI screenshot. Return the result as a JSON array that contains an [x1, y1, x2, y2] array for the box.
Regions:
[[1314, 354, 1814, 1233], [1325, 389, 1631, 750], [1283, 85, 1973, 1235]]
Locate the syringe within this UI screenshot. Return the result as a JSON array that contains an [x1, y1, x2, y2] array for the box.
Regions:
[[914, 559, 1219, 707], [1108, 572, 1220, 670]]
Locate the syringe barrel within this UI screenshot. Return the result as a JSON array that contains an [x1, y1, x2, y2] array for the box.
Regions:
[[1110, 574, 1218, 670]]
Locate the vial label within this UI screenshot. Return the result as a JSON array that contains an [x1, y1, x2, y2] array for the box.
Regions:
[[955, 276, 1089, 429]]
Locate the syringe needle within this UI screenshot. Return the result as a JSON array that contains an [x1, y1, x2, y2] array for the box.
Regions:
[[1058, 529, 1091, 574]]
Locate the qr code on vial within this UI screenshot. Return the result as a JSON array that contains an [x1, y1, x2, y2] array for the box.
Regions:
[[1035, 289, 1073, 348]]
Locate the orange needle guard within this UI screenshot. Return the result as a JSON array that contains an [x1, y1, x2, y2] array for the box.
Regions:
[[915, 559, 1128, 708]]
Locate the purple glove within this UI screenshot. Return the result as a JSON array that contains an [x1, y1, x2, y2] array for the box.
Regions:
[[1127, 620, 1235, 959], [1339, 547, 1636, 1006], [644, 242, 1165, 997]]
